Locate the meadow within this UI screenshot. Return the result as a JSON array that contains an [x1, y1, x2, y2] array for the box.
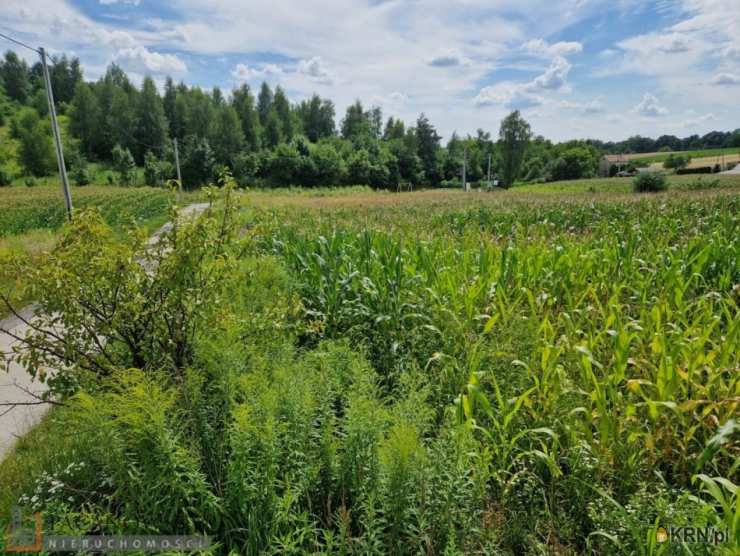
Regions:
[[0, 178, 738, 555]]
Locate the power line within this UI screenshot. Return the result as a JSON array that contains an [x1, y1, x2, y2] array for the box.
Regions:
[[0, 31, 40, 54]]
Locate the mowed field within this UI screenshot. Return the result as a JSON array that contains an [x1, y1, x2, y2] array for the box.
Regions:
[[610, 146, 740, 165], [1, 176, 738, 554]]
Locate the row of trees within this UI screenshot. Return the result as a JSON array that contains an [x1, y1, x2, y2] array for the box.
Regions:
[[2, 48, 738, 189], [593, 130, 740, 155]]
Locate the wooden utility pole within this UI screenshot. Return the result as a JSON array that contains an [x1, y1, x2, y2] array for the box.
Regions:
[[173, 138, 183, 193], [40, 47, 72, 220]]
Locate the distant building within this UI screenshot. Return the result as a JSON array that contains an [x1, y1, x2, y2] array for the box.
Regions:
[[599, 154, 629, 177]]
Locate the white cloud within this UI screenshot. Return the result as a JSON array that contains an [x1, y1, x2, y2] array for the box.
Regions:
[[115, 46, 187, 74], [711, 73, 740, 85], [522, 39, 583, 58], [474, 83, 544, 109], [532, 56, 571, 90], [474, 55, 572, 109], [231, 62, 284, 82], [297, 56, 336, 84], [633, 93, 668, 117]]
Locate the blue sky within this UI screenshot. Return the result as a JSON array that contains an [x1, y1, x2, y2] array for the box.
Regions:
[[2, 0, 739, 142]]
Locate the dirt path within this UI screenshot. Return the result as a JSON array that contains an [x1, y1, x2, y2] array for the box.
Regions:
[[0, 203, 210, 460]]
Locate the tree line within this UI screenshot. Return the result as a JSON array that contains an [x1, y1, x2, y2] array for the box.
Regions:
[[1, 49, 738, 189]]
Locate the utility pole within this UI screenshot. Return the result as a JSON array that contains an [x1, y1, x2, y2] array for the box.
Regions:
[[487, 153, 492, 189], [173, 138, 183, 194], [462, 146, 468, 192], [40, 47, 73, 221]]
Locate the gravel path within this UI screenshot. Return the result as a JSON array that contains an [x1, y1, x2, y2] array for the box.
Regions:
[[0, 203, 210, 460]]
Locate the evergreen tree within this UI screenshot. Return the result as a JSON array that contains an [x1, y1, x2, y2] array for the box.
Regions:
[[210, 104, 244, 166], [108, 88, 136, 154], [263, 109, 283, 148], [232, 84, 260, 151], [297, 95, 335, 142], [273, 86, 294, 141], [69, 82, 101, 158], [383, 117, 405, 141], [415, 113, 441, 185], [185, 87, 213, 138], [498, 110, 532, 188], [15, 108, 55, 176], [341, 100, 372, 143], [257, 82, 273, 125], [163, 77, 177, 130], [134, 77, 168, 162], [1, 51, 30, 103]]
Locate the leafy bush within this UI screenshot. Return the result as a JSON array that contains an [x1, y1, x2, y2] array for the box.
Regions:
[[180, 136, 216, 189], [1, 186, 237, 394], [0, 167, 11, 187], [663, 153, 691, 170], [143, 150, 173, 187], [24, 176, 37, 187], [632, 171, 667, 192], [71, 160, 91, 186], [111, 144, 136, 186], [14, 108, 56, 177]]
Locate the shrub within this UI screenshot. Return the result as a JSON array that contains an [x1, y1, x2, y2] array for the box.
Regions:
[[180, 136, 216, 189], [24, 176, 38, 187], [677, 166, 712, 175], [71, 160, 91, 186], [633, 171, 667, 192], [0, 167, 11, 187], [143, 151, 173, 187], [111, 144, 136, 186], [663, 153, 691, 170]]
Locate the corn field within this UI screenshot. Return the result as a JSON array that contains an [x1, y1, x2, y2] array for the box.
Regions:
[[0, 186, 737, 555]]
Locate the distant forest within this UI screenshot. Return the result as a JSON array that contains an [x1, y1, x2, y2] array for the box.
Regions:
[[1, 50, 739, 188]]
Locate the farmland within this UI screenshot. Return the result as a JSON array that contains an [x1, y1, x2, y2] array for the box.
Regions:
[[1, 179, 738, 554], [0, 185, 176, 316], [608, 147, 740, 165]]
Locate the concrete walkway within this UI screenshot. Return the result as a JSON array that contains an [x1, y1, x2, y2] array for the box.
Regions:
[[0, 203, 210, 460]]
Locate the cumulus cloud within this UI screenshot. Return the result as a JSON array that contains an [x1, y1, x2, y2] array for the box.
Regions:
[[532, 56, 571, 90], [474, 56, 572, 109], [522, 39, 583, 58], [474, 83, 543, 109], [297, 56, 336, 84], [231, 62, 284, 81], [115, 45, 187, 74], [711, 72, 740, 85], [633, 93, 668, 117]]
